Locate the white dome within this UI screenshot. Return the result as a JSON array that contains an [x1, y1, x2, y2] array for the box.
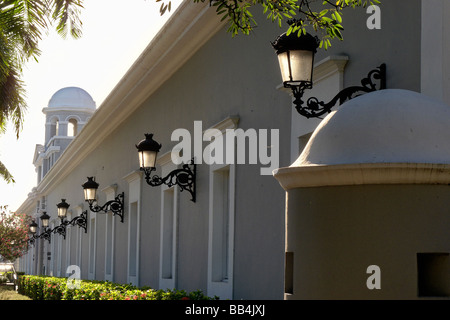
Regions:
[[48, 87, 96, 109], [294, 89, 450, 166]]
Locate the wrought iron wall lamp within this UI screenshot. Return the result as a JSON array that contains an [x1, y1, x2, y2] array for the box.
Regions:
[[28, 212, 54, 243], [38, 212, 52, 243], [136, 133, 196, 202], [82, 177, 125, 222], [28, 220, 39, 245], [29, 220, 38, 234], [52, 199, 88, 239], [28, 201, 88, 244], [272, 31, 386, 118]]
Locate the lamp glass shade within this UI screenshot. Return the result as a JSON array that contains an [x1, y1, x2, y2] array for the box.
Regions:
[[82, 177, 99, 202], [139, 149, 158, 169], [136, 133, 161, 169], [84, 187, 97, 202], [277, 49, 314, 86], [29, 222, 37, 234], [57, 199, 70, 218], [40, 212, 50, 228], [57, 207, 67, 218]]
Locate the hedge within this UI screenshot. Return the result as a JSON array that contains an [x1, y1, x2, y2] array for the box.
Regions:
[[18, 275, 217, 300]]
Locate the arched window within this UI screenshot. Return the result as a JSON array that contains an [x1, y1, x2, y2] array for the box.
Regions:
[[68, 118, 78, 137], [50, 117, 59, 137]]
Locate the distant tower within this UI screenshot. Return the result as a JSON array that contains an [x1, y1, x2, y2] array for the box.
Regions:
[[34, 87, 96, 182]]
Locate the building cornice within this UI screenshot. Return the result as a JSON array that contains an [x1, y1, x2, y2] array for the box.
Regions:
[[42, 107, 96, 114], [312, 55, 349, 83], [273, 163, 450, 190]]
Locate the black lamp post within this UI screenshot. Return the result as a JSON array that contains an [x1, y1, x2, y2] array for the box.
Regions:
[[272, 30, 386, 118], [136, 133, 196, 202], [82, 177, 125, 222]]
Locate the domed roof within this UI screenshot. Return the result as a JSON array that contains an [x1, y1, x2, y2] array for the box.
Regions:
[[293, 89, 450, 166], [48, 87, 96, 109]]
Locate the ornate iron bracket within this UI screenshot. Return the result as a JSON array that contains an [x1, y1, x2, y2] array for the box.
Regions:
[[142, 158, 196, 202], [52, 223, 67, 239], [88, 193, 125, 223], [28, 234, 39, 246], [69, 210, 88, 233], [51, 210, 88, 239], [39, 228, 52, 243], [289, 63, 386, 118]]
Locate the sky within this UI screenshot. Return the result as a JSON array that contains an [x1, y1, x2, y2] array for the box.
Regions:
[[0, 0, 182, 212]]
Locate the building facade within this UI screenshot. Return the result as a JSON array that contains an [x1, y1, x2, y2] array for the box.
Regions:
[[16, 0, 449, 299]]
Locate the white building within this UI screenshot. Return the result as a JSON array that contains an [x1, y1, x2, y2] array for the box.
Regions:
[[35, 87, 96, 182], [17, 0, 450, 299]]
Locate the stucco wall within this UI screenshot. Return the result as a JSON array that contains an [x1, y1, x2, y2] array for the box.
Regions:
[[314, 0, 421, 92], [286, 184, 450, 299]]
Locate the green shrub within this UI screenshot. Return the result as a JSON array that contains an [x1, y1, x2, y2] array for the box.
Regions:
[[18, 275, 217, 300]]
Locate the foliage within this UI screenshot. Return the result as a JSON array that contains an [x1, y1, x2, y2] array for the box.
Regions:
[[287, 0, 381, 49], [0, 0, 84, 183], [158, 0, 380, 47], [0, 205, 32, 262], [18, 275, 218, 300]]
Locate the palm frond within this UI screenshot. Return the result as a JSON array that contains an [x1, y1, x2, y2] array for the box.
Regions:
[[0, 66, 27, 138], [49, 0, 83, 39], [0, 160, 14, 184]]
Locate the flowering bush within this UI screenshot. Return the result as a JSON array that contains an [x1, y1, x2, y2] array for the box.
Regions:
[[19, 275, 46, 300], [0, 206, 32, 262], [18, 275, 217, 300]]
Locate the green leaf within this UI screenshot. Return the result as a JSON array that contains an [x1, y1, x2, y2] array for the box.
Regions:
[[286, 26, 293, 35], [319, 9, 328, 17], [334, 11, 342, 23]]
